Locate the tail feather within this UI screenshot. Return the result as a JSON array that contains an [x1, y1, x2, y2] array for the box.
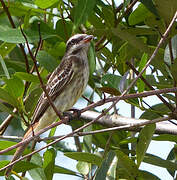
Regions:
[[5, 122, 39, 176], [5, 142, 28, 176]]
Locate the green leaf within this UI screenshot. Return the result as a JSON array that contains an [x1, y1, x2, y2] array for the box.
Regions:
[[94, 151, 115, 180], [0, 103, 14, 115], [3, 75, 25, 99], [0, 141, 30, 156], [139, 170, 161, 180], [13, 161, 39, 173], [0, 160, 39, 175], [0, 26, 56, 43], [0, 42, 16, 59], [48, 42, 66, 58], [152, 134, 177, 143], [73, 0, 96, 30], [115, 149, 140, 179], [164, 35, 177, 66], [76, 161, 89, 175], [64, 152, 102, 166], [25, 87, 42, 115], [140, 103, 170, 119], [54, 165, 79, 176], [0, 160, 9, 176], [128, 4, 152, 25], [101, 74, 122, 89], [43, 148, 56, 180], [0, 55, 10, 79], [15, 72, 40, 83], [0, 88, 17, 107], [166, 147, 177, 178], [36, 51, 58, 72], [35, 0, 58, 9], [55, 19, 73, 41], [137, 53, 148, 93], [107, 155, 117, 180], [140, 0, 159, 16], [88, 42, 96, 77], [136, 124, 156, 167], [144, 153, 177, 171], [8, 1, 57, 17], [153, 0, 177, 23], [5, 174, 16, 179], [102, 6, 114, 27], [29, 153, 47, 180], [0, 141, 18, 155]]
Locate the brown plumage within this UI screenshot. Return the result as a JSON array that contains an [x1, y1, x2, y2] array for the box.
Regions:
[[5, 34, 93, 176]]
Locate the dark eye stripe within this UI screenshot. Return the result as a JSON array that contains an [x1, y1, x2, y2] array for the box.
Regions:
[[66, 36, 84, 52]]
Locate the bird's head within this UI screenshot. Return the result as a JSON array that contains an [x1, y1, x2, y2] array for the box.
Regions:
[[66, 34, 93, 55]]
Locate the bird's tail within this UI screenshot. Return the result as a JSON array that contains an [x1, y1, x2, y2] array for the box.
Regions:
[[5, 122, 39, 176]]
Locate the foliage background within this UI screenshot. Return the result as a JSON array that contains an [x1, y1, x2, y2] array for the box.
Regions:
[[0, 0, 177, 180]]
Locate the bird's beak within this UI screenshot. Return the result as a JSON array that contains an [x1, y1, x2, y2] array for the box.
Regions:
[[83, 35, 94, 43]]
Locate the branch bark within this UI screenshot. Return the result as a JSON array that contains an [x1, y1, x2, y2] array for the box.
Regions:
[[80, 111, 177, 135]]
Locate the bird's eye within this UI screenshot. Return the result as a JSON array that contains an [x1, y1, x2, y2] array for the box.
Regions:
[[70, 39, 76, 45]]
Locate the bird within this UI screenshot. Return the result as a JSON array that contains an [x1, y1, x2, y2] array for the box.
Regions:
[[5, 33, 93, 176]]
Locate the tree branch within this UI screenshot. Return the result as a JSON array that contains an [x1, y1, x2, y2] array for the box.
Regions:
[[79, 111, 177, 135]]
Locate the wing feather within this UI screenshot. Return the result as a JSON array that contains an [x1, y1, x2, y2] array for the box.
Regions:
[[32, 57, 74, 123]]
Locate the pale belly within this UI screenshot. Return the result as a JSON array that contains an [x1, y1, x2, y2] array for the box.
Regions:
[[35, 69, 89, 132]]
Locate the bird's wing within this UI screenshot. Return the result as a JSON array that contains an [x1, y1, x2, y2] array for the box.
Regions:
[[31, 56, 78, 123]]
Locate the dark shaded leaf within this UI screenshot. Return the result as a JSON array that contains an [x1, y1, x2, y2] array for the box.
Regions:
[[0, 42, 16, 59], [88, 42, 96, 77], [54, 165, 80, 176], [64, 152, 102, 166], [43, 148, 56, 180], [73, 0, 96, 30], [0, 26, 56, 43], [128, 4, 152, 25], [136, 124, 156, 167], [36, 51, 58, 72], [139, 170, 161, 180], [3, 75, 24, 99], [15, 72, 40, 83], [166, 146, 177, 178], [140, 0, 159, 16], [94, 151, 115, 180], [115, 149, 140, 179], [29, 153, 47, 180], [0, 88, 17, 107], [144, 153, 177, 171], [152, 134, 177, 143], [140, 103, 170, 119], [101, 74, 122, 90], [0, 160, 39, 175], [153, 0, 177, 23]]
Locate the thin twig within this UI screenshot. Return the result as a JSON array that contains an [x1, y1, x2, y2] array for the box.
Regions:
[[1, 87, 177, 155], [126, 61, 175, 112], [95, 35, 106, 50], [81, 87, 177, 114], [0, 135, 22, 140], [0, 115, 171, 172], [0, 109, 17, 135], [115, 0, 138, 27], [96, 39, 110, 51]]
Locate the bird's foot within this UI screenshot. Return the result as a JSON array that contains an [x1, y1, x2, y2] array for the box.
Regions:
[[69, 108, 81, 118]]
